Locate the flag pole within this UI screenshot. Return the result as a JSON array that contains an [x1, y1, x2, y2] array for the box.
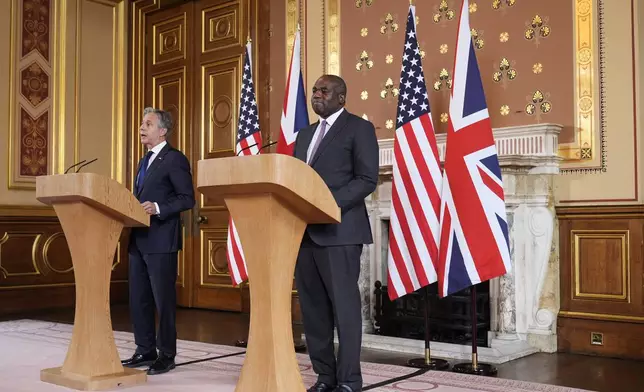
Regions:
[[406, 285, 449, 370], [451, 284, 497, 376]]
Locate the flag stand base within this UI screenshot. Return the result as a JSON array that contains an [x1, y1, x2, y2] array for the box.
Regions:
[[404, 286, 450, 371], [407, 355, 450, 370], [451, 286, 498, 377], [452, 362, 497, 376]]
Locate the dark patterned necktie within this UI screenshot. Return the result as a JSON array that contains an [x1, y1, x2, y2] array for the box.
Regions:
[[136, 151, 154, 191]]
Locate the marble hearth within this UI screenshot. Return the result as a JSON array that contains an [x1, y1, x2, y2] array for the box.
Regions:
[[348, 123, 562, 364]]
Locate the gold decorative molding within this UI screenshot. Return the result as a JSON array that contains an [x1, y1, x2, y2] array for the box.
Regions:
[[200, 228, 235, 288], [52, 0, 68, 175], [153, 14, 186, 65], [0, 232, 42, 278], [559, 0, 603, 170], [0, 205, 55, 217], [42, 232, 72, 274], [131, 0, 161, 190], [559, 310, 644, 324], [326, 0, 340, 75], [152, 67, 188, 152], [571, 230, 630, 302], [177, 225, 185, 287]]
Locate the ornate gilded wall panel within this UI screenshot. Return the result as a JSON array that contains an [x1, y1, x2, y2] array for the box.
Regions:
[[152, 67, 187, 151], [202, 1, 242, 54], [0, 218, 127, 290], [201, 57, 242, 158], [199, 227, 230, 286], [8, 0, 52, 189], [572, 230, 629, 302], [153, 13, 187, 65]]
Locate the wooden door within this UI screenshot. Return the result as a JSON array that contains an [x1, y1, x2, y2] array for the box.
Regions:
[[144, 3, 195, 307], [191, 0, 255, 311], [143, 0, 268, 311]]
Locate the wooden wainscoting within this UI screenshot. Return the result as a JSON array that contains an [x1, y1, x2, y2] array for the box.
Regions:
[[557, 205, 644, 359], [0, 206, 129, 316]]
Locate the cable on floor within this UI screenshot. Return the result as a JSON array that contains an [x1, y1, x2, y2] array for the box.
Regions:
[[363, 367, 430, 391], [175, 350, 246, 367]]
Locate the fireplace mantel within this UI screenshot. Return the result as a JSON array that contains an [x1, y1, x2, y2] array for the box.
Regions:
[[349, 123, 563, 364]]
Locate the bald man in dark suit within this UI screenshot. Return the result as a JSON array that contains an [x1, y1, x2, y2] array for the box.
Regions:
[[293, 75, 379, 392]]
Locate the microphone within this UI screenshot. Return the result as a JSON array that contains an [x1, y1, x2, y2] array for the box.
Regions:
[[258, 140, 278, 152], [64, 160, 86, 174], [75, 158, 98, 173], [236, 140, 278, 156]]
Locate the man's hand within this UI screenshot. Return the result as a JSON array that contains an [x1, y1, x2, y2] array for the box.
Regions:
[[141, 201, 157, 215]]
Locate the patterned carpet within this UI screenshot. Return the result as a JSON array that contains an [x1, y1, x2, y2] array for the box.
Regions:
[[0, 320, 593, 391]]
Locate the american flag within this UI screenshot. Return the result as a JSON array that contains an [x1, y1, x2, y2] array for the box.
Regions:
[[386, 5, 442, 300], [226, 41, 262, 286], [436, 0, 511, 297]]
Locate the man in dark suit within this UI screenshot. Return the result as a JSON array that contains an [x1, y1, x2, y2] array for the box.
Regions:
[[293, 75, 379, 392], [121, 107, 195, 375]]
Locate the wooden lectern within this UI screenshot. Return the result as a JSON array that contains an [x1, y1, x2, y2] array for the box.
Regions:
[[197, 154, 341, 392], [36, 173, 150, 390]]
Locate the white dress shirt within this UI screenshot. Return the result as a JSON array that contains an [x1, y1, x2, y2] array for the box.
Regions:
[[146, 140, 167, 215], [306, 108, 344, 163]]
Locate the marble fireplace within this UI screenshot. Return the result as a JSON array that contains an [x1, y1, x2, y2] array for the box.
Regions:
[[352, 123, 562, 364]]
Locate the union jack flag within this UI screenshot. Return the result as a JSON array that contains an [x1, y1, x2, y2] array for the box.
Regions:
[[437, 0, 511, 297], [386, 5, 442, 300], [226, 41, 262, 286], [277, 27, 309, 155]]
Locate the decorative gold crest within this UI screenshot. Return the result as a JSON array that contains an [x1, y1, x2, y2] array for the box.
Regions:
[[356, 50, 374, 72], [380, 13, 399, 36], [525, 90, 552, 122], [525, 15, 551, 46], [471, 29, 485, 49], [434, 0, 455, 24], [433, 68, 452, 92], [493, 57, 517, 88], [355, 0, 374, 8], [380, 78, 400, 101]]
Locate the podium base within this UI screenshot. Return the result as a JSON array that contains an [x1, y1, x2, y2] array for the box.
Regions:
[[451, 362, 498, 376], [407, 357, 450, 370], [41, 366, 147, 390]]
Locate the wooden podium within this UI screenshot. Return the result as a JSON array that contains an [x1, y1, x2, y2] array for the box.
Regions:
[[197, 154, 340, 392], [36, 173, 150, 390]]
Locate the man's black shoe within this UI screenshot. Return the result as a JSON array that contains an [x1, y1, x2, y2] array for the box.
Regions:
[[121, 352, 157, 368], [308, 381, 335, 392], [146, 354, 175, 375]]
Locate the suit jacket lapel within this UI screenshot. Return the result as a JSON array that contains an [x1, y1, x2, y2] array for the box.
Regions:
[[309, 109, 349, 167], [137, 143, 171, 196]]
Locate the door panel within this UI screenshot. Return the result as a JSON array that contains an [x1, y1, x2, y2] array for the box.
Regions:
[[145, 3, 194, 307], [142, 0, 266, 312], [192, 0, 252, 311]]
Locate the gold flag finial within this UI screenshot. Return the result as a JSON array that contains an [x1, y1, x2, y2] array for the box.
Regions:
[[247, 33, 251, 43]]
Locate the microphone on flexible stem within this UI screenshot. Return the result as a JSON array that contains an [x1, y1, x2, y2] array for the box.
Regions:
[[236, 140, 278, 156], [64, 160, 87, 174], [258, 140, 278, 152], [236, 142, 259, 156], [75, 158, 98, 173]]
